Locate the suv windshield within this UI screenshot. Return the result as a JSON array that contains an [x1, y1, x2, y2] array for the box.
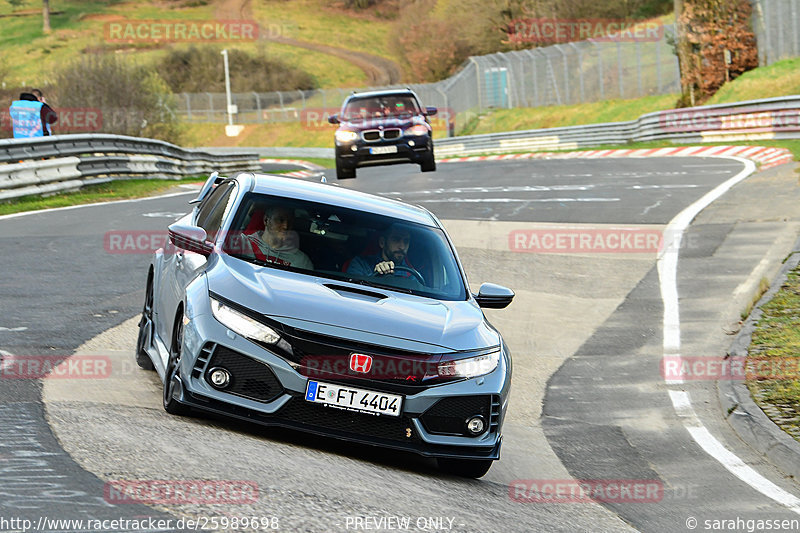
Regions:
[[222, 193, 467, 301], [342, 95, 420, 121]]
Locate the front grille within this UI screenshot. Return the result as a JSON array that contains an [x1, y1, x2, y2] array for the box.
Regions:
[[206, 346, 283, 403], [276, 325, 449, 392], [277, 396, 420, 443], [420, 395, 496, 436], [361, 129, 402, 142], [362, 130, 381, 141]]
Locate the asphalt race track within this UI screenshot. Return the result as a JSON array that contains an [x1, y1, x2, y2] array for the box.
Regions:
[[2, 157, 800, 532]]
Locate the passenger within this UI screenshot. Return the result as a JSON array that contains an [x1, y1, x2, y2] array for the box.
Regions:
[[242, 206, 313, 269]]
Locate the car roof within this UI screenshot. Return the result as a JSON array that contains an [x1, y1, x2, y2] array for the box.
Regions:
[[345, 89, 419, 101], [239, 173, 438, 227]]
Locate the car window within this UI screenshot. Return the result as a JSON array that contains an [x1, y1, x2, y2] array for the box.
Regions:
[[344, 95, 421, 120], [223, 193, 467, 301], [196, 181, 236, 240]]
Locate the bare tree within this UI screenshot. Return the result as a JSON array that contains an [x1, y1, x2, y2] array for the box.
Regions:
[[43, 0, 51, 34]]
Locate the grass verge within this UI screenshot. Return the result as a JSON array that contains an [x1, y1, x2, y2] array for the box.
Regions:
[[747, 265, 800, 443], [0, 176, 204, 216]]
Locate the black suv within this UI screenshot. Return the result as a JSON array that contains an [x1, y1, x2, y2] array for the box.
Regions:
[[328, 89, 437, 179]]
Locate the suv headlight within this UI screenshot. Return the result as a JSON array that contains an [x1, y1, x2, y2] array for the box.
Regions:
[[335, 130, 359, 143], [210, 297, 280, 344], [438, 350, 500, 378], [403, 125, 429, 137]]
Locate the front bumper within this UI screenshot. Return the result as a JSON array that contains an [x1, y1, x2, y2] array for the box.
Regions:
[[177, 305, 508, 460], [336, 138, 433, 169]]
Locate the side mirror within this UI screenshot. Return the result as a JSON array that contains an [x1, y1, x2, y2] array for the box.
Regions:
[[168, 223, 213, 257], [474, 283, 514, 309], [328, 114, 340, 125], [425, 106, 438, 117]]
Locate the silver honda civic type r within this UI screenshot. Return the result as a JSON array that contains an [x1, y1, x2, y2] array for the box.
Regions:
[[136, 171, 514, 478]]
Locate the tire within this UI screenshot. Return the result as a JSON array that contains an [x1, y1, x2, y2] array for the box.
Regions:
[[420, 154, 436, 173], [163, 310, 190, 416], [336, 158, 356, 180], [134, 273, 155, 371], [437, 458, 493, 478]]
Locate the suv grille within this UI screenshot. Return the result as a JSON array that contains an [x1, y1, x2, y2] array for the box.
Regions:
[[361, 129, 402, 142], [420, 395, 497, 436], [205, 345, 283, 403]]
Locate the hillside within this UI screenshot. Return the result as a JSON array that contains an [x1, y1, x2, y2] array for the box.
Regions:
[[0, 0, 400, 88]]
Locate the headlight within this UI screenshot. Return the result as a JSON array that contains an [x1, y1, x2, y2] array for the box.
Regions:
[[210, 297, 280, 344], [335, 130, 359, 143], [404, 124, 429, 137], [438, 350, 500, 378]]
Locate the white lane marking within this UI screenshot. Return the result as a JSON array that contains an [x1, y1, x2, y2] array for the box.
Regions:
[[415, 198, 620, 203], [0, 190, 196, 221], [0, 326, 27, 332], [658, 156, 800, 513], [669, 391, 800, 512], [142, 212, 188, 218]]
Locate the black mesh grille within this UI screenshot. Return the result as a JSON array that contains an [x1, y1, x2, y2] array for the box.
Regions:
[[363, 130, 380, 141], [420, 395, 494, 436], [207, 346, 283, 403], [277, 397, 420, 443], [383, 129, 401, 139]]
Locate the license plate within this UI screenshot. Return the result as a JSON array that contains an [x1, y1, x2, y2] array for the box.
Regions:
[[305, 380, 402, 417], [369, 145, 398, 155]]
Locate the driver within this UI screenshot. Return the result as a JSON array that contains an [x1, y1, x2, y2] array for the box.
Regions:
[[346, 224, 415, 278]]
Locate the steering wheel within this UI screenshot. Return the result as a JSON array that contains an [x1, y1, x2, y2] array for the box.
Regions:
[[390, 265, 426, 285]]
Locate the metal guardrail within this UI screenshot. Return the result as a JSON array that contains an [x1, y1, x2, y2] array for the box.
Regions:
[[0, 134, 260, 201], [435, 95, 800, 157]]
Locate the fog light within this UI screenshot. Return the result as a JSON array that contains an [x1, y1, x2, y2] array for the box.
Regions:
[[408, 140, 415, 147], [209, 367, 231, 389], [466, 416, 486, 435], [350, 145, 357, 152]]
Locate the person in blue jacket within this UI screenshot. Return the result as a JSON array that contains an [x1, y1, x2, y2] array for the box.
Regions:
[[9, 89, 58, 138]]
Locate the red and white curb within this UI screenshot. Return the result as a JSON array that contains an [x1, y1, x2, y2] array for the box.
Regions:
[[439, 145, 794, 171], [259, 158, 326, 179]]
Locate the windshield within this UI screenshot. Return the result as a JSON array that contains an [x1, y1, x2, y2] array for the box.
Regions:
[[222, 193, 467, 301], [342, 95, 420, 121]]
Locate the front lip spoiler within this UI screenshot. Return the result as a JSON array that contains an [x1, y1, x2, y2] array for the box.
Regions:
[[175, 383, 501, 460]]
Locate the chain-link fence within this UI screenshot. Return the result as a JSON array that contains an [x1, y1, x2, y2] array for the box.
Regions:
[[175, 23, 682, 136], [752, 0, 800, 66]]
